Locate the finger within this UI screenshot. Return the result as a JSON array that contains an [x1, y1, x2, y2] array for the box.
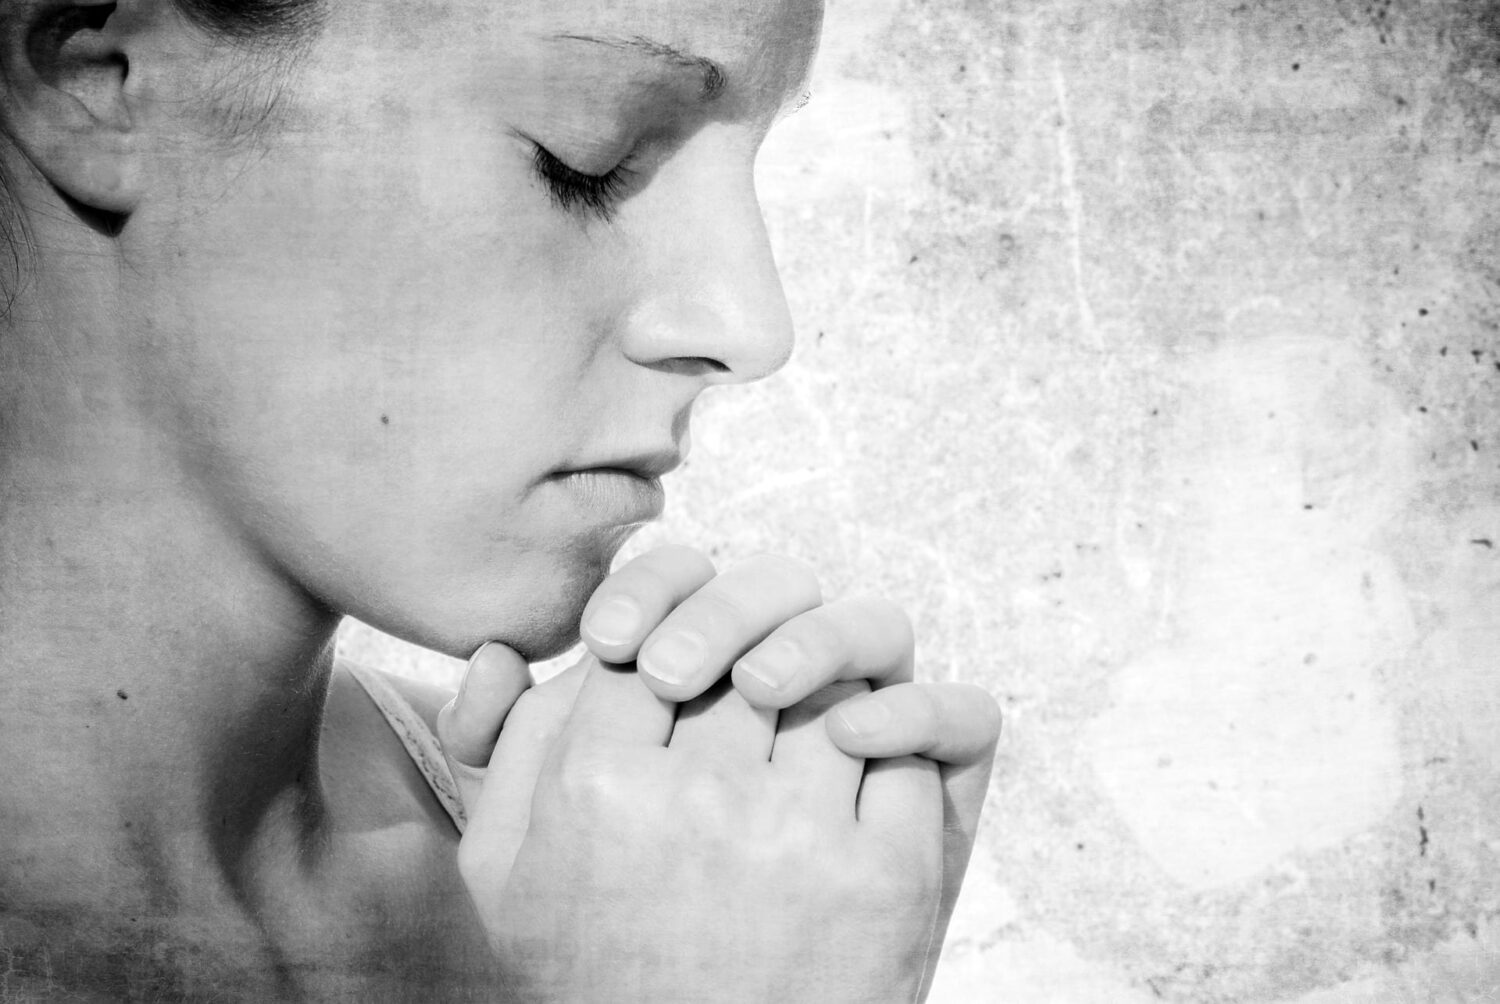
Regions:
[[731, 596, 914, 710], [635, 553, 823, 700], [767, 679, 869, 816], [930, 750, 999, 981], [854, 755, 943, 970], [826, 682, 1002, 982], [562, 659, 676, 749], [825, 682, 1002, 766], [459, 660, 590, 903], [855, 754, 942, 850], [578, 545, 716, 663], [668, 674, 777, 764], [437, 641, 533, 769]]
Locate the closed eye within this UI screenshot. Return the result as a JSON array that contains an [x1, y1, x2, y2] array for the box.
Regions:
[[531, 144, 634, 223]]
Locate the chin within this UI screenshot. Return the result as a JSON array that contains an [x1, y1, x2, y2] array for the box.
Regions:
[[375, 536, 623, 664], [492, 607, 595, 663]]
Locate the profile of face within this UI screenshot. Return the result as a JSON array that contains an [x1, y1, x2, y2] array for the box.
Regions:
[[106, 0, 822, 658]]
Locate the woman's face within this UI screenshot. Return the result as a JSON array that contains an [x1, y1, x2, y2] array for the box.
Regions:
[[123, 0, 821, 658]]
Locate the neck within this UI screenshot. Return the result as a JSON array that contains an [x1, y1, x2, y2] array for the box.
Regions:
[[0, 258, 342, 906]]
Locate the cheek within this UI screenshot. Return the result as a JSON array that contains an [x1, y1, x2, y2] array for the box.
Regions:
[[141, 82, 617, 490], [143, 334, 634, 659], [128, 39, 643, 651], [132, 176, 624, 655]]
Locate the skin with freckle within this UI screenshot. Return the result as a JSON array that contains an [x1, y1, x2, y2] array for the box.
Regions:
[[0, 0, 1003, 997], [115, 0, 817, 663]]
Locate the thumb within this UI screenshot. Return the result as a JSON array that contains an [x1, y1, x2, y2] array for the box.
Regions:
[[437, 642, 533, 811], [458, 657, 592, 921]]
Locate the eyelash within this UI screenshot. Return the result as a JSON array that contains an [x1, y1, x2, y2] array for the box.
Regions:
[[530, 144, 632, 222]]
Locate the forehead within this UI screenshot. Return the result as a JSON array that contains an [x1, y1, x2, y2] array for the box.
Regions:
[[551, 1, 821, 109], [515, 0, 822, 53], [391, 0, 824, 103]]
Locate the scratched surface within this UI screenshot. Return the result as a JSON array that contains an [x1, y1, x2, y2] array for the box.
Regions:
[[339, 0, 1500, 999]]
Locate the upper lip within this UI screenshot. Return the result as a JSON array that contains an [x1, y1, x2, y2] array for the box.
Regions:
[[561, 447, 683, 480]]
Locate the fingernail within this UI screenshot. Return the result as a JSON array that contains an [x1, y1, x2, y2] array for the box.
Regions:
[[835, 697, 892, 737], [736, 639, 801, 692], [638, 631, 705, 687], [458, 640, 497, 702], [583, 597, 643, 647]]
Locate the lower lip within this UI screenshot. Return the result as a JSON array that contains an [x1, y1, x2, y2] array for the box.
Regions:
[[550, 469, 665, 525]]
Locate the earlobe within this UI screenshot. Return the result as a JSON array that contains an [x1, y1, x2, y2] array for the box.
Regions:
[[0, 0, 142, 215]]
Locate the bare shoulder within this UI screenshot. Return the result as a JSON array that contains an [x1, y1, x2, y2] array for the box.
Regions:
[[331, 658, 456, 730], [320, 659, 457, 832], [293, 663, 498, 996]]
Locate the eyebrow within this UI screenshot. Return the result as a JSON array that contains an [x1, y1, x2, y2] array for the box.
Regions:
[[551, 33, 728, 102]]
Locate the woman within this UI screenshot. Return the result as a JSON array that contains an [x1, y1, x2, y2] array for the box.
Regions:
[[0, 0, 1001, 996]]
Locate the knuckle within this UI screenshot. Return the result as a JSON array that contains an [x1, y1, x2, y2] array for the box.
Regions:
[[875, 599, 917, 652], [948, 683, 1004, 745], [677, 588, 752, 636], [547, 742, 624, 813], [744, 782, 833, 860], [740, 553, 821, 601], [901, 685, 942, 738], [781, 611, 845, 666], [834, 595, 915, 681], [612, 560, 675, 602], [639, 544, 716, 584], [854, 594, 913, 634], [851, 595, 916, 662], [761, 803, 825, 853], [673, 760, 739, 824], [972, 687, 1004, 742], [597, 546, 713, 608]]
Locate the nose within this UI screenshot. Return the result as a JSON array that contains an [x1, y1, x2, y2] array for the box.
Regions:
[[618, 147, 795, 384]]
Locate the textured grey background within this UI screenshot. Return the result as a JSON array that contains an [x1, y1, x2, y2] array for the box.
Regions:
[[341, 0, 1500, 999]]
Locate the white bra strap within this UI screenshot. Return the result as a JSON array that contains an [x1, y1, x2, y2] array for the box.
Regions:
[[342, 661, 468, 833]]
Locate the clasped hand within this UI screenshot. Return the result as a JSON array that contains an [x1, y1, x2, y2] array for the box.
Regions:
[[437, 547, 1001, 1003]]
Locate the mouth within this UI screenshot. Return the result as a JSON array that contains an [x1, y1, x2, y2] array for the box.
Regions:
[[580, 447, 684, 481], [546, 448, 682, 525]]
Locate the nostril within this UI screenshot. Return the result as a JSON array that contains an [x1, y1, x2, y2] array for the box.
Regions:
[[619, 295, 732, 372], [645, 356, 730, 378]]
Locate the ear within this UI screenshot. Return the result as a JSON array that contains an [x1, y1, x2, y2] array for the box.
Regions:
[[0, 0, 144, 215]]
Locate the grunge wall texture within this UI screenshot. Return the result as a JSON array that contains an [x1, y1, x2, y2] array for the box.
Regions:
[[341, 0, 1500, 998]]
